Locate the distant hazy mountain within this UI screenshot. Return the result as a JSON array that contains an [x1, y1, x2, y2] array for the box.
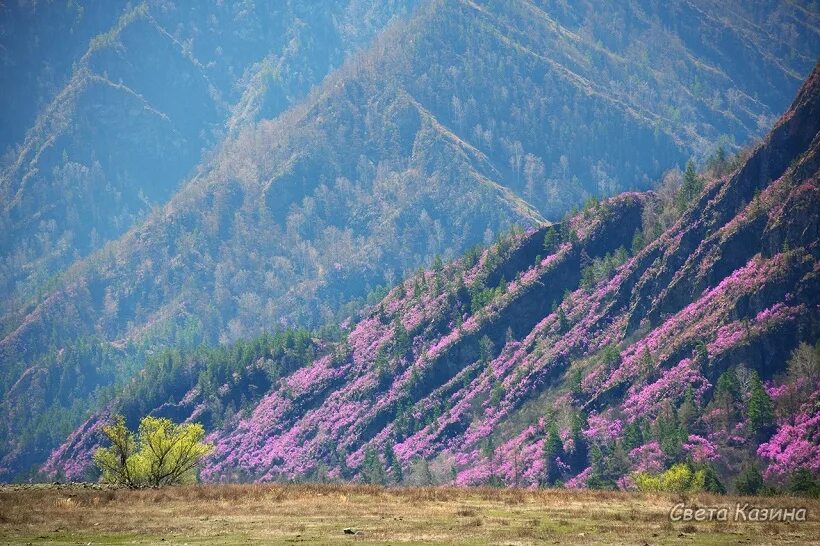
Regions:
[[0, 0, 415, 307], [1, 0, 818, 480]]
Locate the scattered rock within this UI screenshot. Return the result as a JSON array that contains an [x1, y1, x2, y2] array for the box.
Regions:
[[343, 528, 356, 535]]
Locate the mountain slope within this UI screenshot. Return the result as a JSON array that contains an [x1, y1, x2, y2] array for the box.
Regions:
[[3, 0, 818, 365], [198, 63, 820, 486], [2, 0, 819, 480], [0, 0, 415, 307], [46, 63, 819, 487]]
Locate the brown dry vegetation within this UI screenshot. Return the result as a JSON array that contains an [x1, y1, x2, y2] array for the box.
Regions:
[[0, 483, 818, 545]]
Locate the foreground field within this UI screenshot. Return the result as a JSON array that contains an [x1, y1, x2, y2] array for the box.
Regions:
[[0, 483, 817, 545]]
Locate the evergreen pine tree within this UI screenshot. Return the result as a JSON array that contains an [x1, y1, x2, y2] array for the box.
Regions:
[[654, 401, 682, 460], [557, 307, 569, 333], [678, 385, 698, 435], [362, 446, 387, 485], [393, 318, 410, 358], [420, 458, 434, 486], [711, 369, 740, 432], [747, 371, 775, 441], [605, 443, 631, 485], [677, 159, 703, 211], [699, 464, 726, 494], [570, 412, 589, 472], [587, 444, 609, 489], [544, 226, 559, 253], [384, 443, 403, 484], [543, 422, 566, 485], [623, 421, 644, 451], [734, 465, 763, 495], [479, 335, 494, 365]]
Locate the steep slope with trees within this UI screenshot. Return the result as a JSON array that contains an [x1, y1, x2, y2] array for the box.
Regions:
[[0, 0, 415, 307], [46, 64, 819, 491], [2, 0, 818, 480]]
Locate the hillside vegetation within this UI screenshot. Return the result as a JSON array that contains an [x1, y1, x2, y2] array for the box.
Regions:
[[0, 0, 415, 308], [1, 2, 818, 481], [41, 65, 820, 494]]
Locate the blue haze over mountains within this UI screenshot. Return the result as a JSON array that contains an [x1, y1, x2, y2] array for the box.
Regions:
[[0, 0, 817, 480]]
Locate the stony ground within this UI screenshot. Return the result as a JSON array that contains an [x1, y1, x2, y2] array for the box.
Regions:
[[0, 483, 817, 545]]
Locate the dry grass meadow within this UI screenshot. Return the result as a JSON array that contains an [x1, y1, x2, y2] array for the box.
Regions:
[[1, 483, 818, 545]]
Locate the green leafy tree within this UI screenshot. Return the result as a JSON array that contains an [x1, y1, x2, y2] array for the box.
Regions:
[[92, 415, 139, 486], [94, 415, 212, 487]]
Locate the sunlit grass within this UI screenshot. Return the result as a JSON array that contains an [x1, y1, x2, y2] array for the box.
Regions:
[[1, 483, 817, 544]]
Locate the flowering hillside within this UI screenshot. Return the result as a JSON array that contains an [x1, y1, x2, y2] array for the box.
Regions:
[[45, 65, 819, 493], [4, 0, 819, 484]]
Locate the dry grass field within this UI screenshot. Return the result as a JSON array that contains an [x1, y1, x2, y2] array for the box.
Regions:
[[0, 483, 817, 545]]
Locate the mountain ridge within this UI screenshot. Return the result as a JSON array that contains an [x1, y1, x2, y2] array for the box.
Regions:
[[1, 0, 819, 483], [42, 63, 819, 488]]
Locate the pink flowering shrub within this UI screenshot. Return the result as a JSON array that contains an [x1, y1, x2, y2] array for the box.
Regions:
[[583, 413, 622, 444], [682, 435, 720, 462], [621, 358, 709, 422], [41, 414, 108, 481], [757, 395, 820, 481], [564, 467, 592, 489], [629, 442, 665, 473]]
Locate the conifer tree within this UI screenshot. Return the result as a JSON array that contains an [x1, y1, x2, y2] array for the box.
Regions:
[[678, 385, 698, 435], [623, 421, 644, 451], [676, 159, 703, 211], [362, 446, 387, 485], [747, 371, 775, 441], [569, 411, 589, 471], [543, 422, 566, 485], [383, 443, 403, 484]]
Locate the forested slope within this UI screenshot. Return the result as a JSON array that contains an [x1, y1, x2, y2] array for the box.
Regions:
[[1, 0, 817, 481], [45, 64, 820, 490]]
